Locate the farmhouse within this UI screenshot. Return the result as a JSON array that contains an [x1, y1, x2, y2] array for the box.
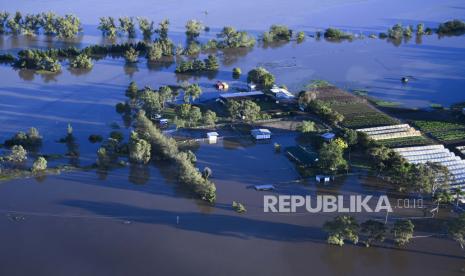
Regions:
[[219, 91, 265, 103], [251, 129, 272, 140]]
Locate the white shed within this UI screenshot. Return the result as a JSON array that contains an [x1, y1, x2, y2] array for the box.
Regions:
[[251, 129, 271, 140], [206, 132, 219, 143]]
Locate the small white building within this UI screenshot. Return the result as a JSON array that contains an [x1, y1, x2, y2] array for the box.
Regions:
[[316, 175, 331, 183], [206, 132, 219, 144], [270, 85, 295, 100], [251, 129, 272, 140]]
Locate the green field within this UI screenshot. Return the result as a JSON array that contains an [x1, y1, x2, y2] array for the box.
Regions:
[[412, 120, 465, 142], [330, 102, 398, 128]]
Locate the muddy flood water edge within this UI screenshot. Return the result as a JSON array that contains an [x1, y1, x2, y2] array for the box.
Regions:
[[1, 0, 465, 275]]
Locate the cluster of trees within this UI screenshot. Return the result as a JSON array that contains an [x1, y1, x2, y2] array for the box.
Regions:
[[14, 49, 61, 72], [324, 28, 354, 40], [135, 111, 216, 202], [324, 215, 415, 247], [4, 127, 42, 151], [69, 53, 93, 69], [262, 25, 293, 42], [227, 99, 263, 122], [0, 144, 48, 178], [128, 131, 151, 164], [174, 104, 217, 127], [318, 138, 348, 173], [382, 23, 433, 40], [175, 54, 219, 73], [246, 67, 275, 90], [0, 11, 80, 38], [98, 16, 174, 42], [299, 91, 344, 125], [204, 26, 256, 49], [438, 19, 465, 35], [298, 121, 316, 133], [368, 143, 451, 195]]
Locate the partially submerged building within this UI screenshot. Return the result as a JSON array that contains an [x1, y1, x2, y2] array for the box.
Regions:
[[251, 129, 272, 140], [206, 132, 219, 144]]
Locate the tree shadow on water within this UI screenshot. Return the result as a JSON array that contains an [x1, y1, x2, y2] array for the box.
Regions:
[[60, 199, 325, 242]]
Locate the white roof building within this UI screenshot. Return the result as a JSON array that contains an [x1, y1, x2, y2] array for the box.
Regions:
[[270, 85, 295, 100], [251, 129, 272, 140]]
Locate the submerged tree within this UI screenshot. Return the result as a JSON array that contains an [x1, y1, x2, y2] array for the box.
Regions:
[[119, 17, 136, 38], [323, 215, 359, 246], [156, 19, 170, 40], [98, 17, 118, 38], [32, 156, 47, 173], [124, 47, 139, 63], [137, 17, 155, 40], [391, 219, 414, 246], [247, 67, 275, 90], [360, 220, 386, 247], [70, 53, 93, 69], [129, 131, 151, 164], [185, 19, 203, 39]]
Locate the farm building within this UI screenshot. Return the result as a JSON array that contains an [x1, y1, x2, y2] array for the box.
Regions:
[[251, 129, 272, 140], [394, 145, 465, 188], [270, 85, 295, 100], [206, 132, 219, 143], [218, 91, 266, 103], [357, 124, 421, 141]]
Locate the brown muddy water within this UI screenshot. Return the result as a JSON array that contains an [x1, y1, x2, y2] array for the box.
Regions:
[[0, 0, 465, 275]]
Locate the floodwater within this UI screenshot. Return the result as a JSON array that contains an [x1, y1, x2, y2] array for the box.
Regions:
[[0, 0, 465, 275]]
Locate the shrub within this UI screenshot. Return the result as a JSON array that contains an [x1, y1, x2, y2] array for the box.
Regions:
[[232, 201, 247, 213], [232, 67, 241, 79], [298, 121, 315, 133], [262, 25, 292, 42], [5, 145, 27, 164], [324, 28, 353, 40], [438, 19, 465, 35], [124, 47, 139, 63], [70, 53, 93, 69]]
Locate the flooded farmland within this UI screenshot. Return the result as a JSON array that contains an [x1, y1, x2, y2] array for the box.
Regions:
[[1, 0, 465, 275]]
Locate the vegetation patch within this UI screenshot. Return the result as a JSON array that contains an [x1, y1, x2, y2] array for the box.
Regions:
[[412, 120, 465, 142]]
